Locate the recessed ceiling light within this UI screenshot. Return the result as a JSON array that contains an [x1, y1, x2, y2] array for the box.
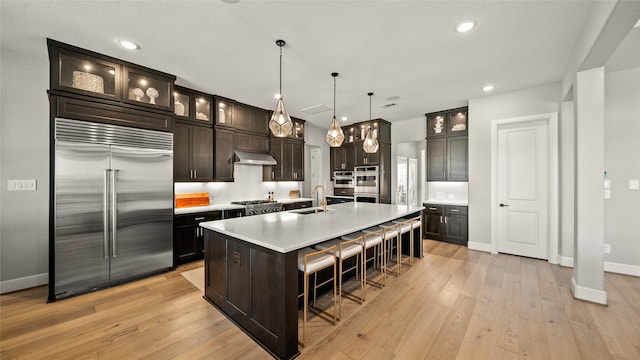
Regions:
[[221, 0, 240, 3], [456, 21, 475, 33], [482, 84, 495, 92], [341, 116, 348, 121], [117, 39, 139, 50]]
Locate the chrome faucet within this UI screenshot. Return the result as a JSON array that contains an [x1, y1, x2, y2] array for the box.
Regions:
[[313, 184, 327, 213]]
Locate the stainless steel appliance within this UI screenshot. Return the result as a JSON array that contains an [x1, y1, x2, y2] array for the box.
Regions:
[[333, 171, 354, 188], [50, 118, 173, 301], [354, 166, 379, 203], [230, 200, 283, 216], [354, 166, 379, 194]]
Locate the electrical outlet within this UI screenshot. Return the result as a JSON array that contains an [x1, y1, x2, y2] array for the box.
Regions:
[[7, 179, 37, 191], [603, 244, 611, 254], [630, 179, 639, 190]]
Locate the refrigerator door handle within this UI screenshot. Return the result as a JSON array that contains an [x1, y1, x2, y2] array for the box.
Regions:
[[103, 169, 111, 259], [111, 169, 119, 258]]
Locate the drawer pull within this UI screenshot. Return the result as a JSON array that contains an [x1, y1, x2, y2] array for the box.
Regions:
[[450, 209, 459, 212], [428, 207, 437, 211], [194, 217, 205, 220]]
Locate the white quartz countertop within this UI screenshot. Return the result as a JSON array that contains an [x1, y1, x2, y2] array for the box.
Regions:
[[174, 198, 314, 214], [200, 202, 424, 253], [423, 199, 468, 206]]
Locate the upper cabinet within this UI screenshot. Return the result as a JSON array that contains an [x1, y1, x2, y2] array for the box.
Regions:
[[214, 97, 270, 135], [48, 39, 176, 113], [174, 86, 213, 124], [426, 107, 468, 137], [426, 107, 468, 181], [289, 117, 305, 140]]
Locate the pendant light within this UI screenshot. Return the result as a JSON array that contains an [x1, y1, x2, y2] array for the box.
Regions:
[[326, 72, 345, 147], [268, 39, 293, 138], [363, 92, 379, 153]]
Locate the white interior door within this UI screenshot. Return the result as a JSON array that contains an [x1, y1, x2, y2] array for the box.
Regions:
[[497, 120, 548, 259]]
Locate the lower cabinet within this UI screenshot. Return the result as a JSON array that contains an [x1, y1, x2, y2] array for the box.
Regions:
[[422, 204, 468, 245], [326, 196, 354, 205], [282, 200, 312, 211], [174, 211, 222, 265]]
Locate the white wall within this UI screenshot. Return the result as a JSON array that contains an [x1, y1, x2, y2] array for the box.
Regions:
[[467, 83, 561, 245], [604, 67, 640, 269], [0, 47, 51, 292]]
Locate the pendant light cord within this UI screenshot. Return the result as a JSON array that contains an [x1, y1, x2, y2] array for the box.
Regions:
[[279, 45, 283, 96], [333, 76, 336, 118]]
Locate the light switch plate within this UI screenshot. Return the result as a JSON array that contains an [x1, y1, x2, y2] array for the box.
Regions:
[[604, 179, 611, 189], [630, 179, 639, 190], [604, 189, 611, 199], [603, 244, 611, 254], [7, 179, 37, 191]]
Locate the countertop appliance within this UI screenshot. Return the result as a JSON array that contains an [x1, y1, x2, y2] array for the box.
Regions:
[[230, 200, 283, 216], [50, 118, 173, 301]]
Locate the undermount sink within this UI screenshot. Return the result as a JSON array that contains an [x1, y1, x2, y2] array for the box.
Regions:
[[294, 208, 334, 215]]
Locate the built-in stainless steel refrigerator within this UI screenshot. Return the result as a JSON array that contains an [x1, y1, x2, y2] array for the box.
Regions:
[[50, 118, 173, 301]]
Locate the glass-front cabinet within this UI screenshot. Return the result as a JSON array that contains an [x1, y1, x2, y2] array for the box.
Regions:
[[52, 49, 121, 101], [290, 117, 305, 140], [174, 86, 212, 123], [215, 97, 234, 127], [426, 107, 468, 137], [123, 66, 173, 111]]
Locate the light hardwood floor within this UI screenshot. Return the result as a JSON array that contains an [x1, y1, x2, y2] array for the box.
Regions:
[[1, 240, 639, 359]]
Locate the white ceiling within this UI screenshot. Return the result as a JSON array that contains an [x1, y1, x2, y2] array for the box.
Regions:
[[1, 1, 639, 128]]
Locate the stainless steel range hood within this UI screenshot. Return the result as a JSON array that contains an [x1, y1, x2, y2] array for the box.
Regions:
[[234, 150, 277, 166]]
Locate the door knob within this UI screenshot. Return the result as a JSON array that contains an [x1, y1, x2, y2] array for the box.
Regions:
[[499, 203, 509, 207]]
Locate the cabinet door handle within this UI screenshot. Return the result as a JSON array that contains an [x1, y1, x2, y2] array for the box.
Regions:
[[440, 216, 443, 223], [499, 203, 509, 207], [194, 169, 197, 179], [444, 216, 447, 224], [272, 171, 275, 179], [429, 207, 437, 210], [194, 217, 205, 221]]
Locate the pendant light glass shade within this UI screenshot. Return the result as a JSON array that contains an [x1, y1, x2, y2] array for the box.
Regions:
[[269, 40, 293, 138], [363, 92, 379, 153], [326, 72, 345, 147]]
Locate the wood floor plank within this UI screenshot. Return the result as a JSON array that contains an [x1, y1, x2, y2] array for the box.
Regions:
[[1, 241, 639, 360]]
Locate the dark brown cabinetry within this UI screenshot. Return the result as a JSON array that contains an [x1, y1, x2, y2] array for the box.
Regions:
[[174, 122, 213, 182], [426, 107, 468, 138], [426, 107, 468, 181], [282, 200, 313, 211], [48, 39, 176, 132], [264, 138, 304, 181], [173, 86, 212, 123], [174, 211, 222, 265], [234, 132, 269, 153], [422, 204, 467, 245], [214, 127, 235, 181], [214, 97, 269, 135], [331, 143, 355, 172]]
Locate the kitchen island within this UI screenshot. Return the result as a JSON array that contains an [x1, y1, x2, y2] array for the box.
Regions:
[[200, 202, 424, 359]]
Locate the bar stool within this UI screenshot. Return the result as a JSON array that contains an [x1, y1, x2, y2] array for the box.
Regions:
[[315, 236, 364, 319], [356, 227, 387, 292], [393, 217, 418, 269], [377, 222, 401, 276], [297, 246, 337, 347]]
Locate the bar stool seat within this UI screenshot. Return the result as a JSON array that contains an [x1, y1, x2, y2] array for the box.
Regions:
[[349, 228, 387, 292], [377, 222, 401, 276], [315, 238, 364, 319], [297, 246, 337, 347]]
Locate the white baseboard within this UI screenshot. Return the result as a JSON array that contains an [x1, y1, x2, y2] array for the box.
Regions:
[[571, 277, 608, 305], [0, 273, 48, 294], [604, 261, 640, 277], [559, 256, 574, 268], [467, 241, 491, 253], [557, 256, 640, 277]]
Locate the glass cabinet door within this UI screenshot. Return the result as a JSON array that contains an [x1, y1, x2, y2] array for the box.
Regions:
[[397, 156, 408, 205], [195, 96, 212, 122], [123, 67, 172, 110], [448, 110, 468, 134], [426, 113, 446, 137], [290, 119, 304, 139], [215, 98, 233, 126], [55, 51, 121, 100], [173, 90, 191, 118]]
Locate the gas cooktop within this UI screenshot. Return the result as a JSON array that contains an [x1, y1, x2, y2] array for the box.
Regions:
[[230, 200, 277, 205]]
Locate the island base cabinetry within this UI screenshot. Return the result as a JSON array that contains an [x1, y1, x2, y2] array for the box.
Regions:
[[204, 230, 300, 360]]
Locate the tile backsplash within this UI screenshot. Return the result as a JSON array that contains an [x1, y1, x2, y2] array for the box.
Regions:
[[175, 164, 301, 204], [426, 181, 468, 201]]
